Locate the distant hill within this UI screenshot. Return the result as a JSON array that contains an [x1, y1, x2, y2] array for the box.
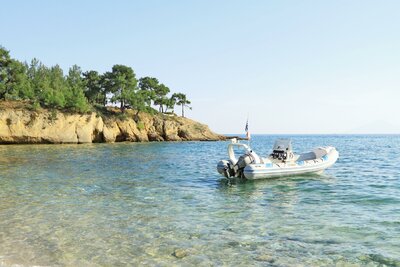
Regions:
[[346, 120, 400, 134]]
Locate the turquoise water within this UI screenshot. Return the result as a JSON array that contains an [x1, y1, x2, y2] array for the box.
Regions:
[[0, 135, 399, 266]]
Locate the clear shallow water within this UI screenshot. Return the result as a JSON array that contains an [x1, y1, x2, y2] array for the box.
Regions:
[[0, 135, 399, 266]]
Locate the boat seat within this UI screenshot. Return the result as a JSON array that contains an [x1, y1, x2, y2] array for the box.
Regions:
[[296, 151, 317, 161], [313, 148, 328, 159], [296, 149, 328, 162]]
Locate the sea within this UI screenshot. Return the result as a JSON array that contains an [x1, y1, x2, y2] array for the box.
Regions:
[[0, 135, 399, 266]]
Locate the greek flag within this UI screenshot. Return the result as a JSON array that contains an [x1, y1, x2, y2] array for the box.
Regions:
[[245, 119, 250, 140]]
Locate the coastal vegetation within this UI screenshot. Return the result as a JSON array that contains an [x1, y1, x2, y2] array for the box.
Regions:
[[0, 46, 191, 117], [0, 46, 223, 144]]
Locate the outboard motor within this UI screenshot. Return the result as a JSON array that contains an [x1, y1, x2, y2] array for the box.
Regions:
[[217, 147, 261, 178], [217, 160, 238, 178], [236, 154, 253, 169], [217, 160, 231, 177], [217, 140, 261, 179], [234, 151, 258, 178]]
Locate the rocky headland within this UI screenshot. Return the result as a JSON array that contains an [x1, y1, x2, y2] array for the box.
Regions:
[[0, 102, 225, 144]]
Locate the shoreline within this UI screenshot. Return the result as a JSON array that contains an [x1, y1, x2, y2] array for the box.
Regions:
[[0, 102, 225, 145]]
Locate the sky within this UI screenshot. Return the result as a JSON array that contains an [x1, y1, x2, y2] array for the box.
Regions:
[[1, 0, 400, 134]]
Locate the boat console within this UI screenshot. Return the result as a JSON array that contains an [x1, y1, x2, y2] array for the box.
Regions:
[[269, 138, 294, 162]]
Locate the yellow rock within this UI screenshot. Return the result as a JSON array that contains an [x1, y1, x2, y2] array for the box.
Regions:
[[0, 107, 224, 144]]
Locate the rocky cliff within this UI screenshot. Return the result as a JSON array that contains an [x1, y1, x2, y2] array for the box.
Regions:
[[0, 104, 224, 144]]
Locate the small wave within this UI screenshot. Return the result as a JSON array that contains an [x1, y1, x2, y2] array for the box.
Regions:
[[359, 254, 400, 267]]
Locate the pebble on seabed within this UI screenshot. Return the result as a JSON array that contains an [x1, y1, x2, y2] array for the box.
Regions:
[[172, 248, 188, 258], [255, 254, 275, 263]]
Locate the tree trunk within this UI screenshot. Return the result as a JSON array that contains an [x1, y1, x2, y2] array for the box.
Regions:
[[134, 110, 140, 123], [181, 104, 184, 117]]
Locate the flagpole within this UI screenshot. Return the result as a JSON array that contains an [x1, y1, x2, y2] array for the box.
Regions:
[[247, 116, 250, 147], [245, 114, 251, 147]]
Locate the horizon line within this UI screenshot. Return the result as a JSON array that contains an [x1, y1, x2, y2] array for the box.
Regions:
[[222, 133, 400, 136]]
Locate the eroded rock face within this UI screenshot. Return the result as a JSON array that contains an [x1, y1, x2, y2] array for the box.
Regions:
[[0, 108, 224, 144]]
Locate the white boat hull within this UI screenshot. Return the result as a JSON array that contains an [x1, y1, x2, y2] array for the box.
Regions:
[[217, 139, 339, 180], [243, 148, 339, 179]]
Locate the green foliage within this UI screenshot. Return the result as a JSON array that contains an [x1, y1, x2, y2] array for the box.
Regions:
[[116, 112, 128, 121], [27, 58, 42, 98], [172, 93, 191, 117], [0, 46, 34, 100], [144, 106, 157, 115], [165, 96, 176, 113], [129, 90, 147, 111], [66, 65, 89, 113], [83, 70, 106, 105], [29, 101, 41, 111], [46, 65, 67, 108], [153, 83, 170, 113], [136, 121, 145, 130], [104, 65, 137, 110], [138, 76, 158, 106], [0, 46, 192, 116], [0, 46, 12, 99], [8, 60, 33, 100], [49, 109, 58, 122]]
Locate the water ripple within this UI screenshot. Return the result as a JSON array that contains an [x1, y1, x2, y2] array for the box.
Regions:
[[0, 136, 400, 266]]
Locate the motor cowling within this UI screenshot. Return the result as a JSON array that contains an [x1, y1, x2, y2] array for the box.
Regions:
[[236, 154, 254, 169], [217, 160, 236, 178], [217, 160, 229, 175]]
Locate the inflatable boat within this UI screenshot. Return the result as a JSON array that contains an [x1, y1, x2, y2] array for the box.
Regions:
[[217, 138, 339, 180]]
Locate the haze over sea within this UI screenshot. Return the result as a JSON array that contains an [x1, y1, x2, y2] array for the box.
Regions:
[[0, 135, 399, 266]]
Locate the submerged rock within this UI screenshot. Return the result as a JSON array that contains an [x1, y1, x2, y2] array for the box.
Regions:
[[255, 254, 275, 263], [172, 248, 188, 258]]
